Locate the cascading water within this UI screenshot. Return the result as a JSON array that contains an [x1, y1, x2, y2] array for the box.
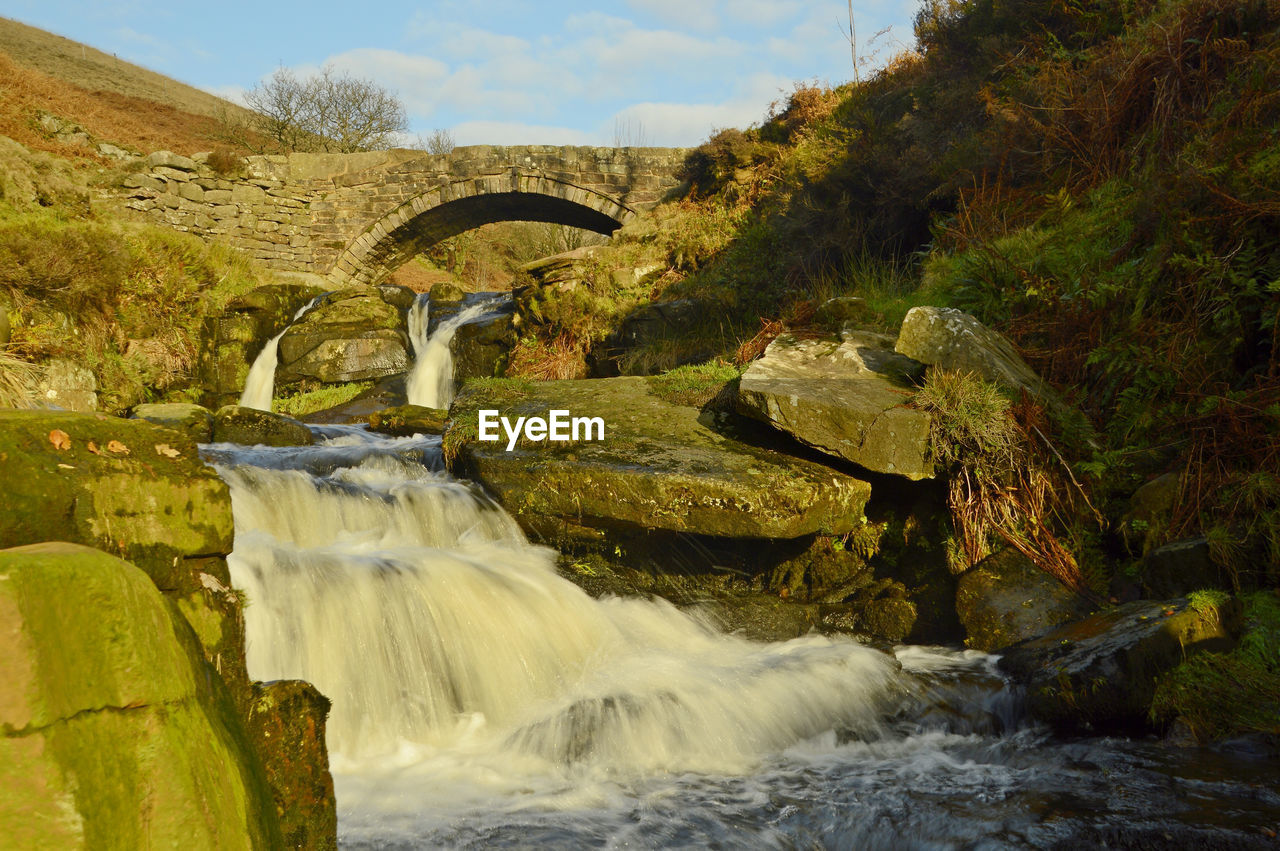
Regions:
[[405, 297, 498, 409], [239, 296, 325, 411], [205, 430, 1280, 848]]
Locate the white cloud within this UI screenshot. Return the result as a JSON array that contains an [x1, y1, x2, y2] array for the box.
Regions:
[[449, 120, 593, 146], [625, 0, 718, 31], [722, 0, 804, 28]]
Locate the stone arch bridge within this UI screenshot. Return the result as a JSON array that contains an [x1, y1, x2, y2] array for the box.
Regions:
[[121, 145, 688, 286]]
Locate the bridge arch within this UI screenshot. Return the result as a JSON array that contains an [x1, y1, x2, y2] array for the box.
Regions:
[[328, 172, 634, 287]]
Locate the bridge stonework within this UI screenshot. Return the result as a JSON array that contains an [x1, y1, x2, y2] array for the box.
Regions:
[[120, 145, 688, 286]]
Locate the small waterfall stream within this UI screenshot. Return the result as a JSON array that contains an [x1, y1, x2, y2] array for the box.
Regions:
[[202, 428, 1280, 848], [239, 297, 325, 411], [405, 297, 498, 409]]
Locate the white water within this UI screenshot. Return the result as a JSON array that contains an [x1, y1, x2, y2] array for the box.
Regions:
[[211, 429, 911, 842], [205, 430, 1280, 848], [405, 299, 496, 409], [239, 297, 324, 411]]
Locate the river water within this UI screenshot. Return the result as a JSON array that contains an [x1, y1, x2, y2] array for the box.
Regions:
[[203, 428, 1280, 849]]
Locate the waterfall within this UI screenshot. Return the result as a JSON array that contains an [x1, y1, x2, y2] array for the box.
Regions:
[[405, 298, 496, 409], [212, 431, 901, 771], [204, 430, 1280, 848], [239, 297, 324, 411]]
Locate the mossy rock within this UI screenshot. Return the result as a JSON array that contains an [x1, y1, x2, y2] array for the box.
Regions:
[[448, 376, 872, 539], [276, 289, 408, 385], [998, 596, 1243, 733], [213, 406, 314, 447], [0, 542, 280, 848], [367, 404, 449, 437], [0, 410, 232, 593], [132, 402, 215, 443], [197, 282, 328, 407], [956, 548, 1090, 652]]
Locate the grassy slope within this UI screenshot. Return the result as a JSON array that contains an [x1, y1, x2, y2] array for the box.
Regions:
[[0, 16, 253, 120], [0, 17, 258, 158]]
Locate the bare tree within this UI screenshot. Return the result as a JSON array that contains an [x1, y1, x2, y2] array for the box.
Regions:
[[612, 117, 649, 148], [245, 66, 408, 153], [418, 128, 456, 154]]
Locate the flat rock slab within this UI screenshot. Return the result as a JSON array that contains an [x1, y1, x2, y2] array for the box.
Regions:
[[450, 376, 872, 539], [736, 332, 932, 480], [998, 597, 1242, 733], [368, 404, 449, 437], [132, 402, 215, 443]]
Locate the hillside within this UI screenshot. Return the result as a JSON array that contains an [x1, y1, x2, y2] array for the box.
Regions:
[[0, 16, 258, 158]]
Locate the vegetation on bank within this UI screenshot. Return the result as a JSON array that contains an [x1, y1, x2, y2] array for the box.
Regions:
[[1151, 590, 1280, 740], [514, 0, 1279, 600], [0, 143, 276, 412]]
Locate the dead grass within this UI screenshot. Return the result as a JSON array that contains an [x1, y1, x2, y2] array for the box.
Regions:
[[0, 51, 260, 160]]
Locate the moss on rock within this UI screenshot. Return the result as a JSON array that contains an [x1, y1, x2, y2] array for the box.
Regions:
[[0, 542, 280, 848], [448, 375, 872, 539]]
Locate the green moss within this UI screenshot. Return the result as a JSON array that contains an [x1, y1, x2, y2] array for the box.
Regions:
[[1188, 588, 1231, 615], [274, 380, 373, 417], [645, 360, 742, 407], [1151, 591, 1280, 739]]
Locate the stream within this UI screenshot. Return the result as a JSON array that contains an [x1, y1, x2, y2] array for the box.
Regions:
[[201, 428, 1280, 849]]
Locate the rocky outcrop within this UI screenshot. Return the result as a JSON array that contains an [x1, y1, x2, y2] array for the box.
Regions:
[[998, 597, 1242, 732], [447, 376, 872, 540], [213, 406, 314, 447], [735, 331, 931, 479], [896, 307, 1062, 408], [197, 282, 328, 408], [956, 549, 1089, 652], [132, 402, 215, 443], [0, 542, 279, 848], [276, 286, 409, 384], [245, 681, 337, 850], [0, 410, 336, 847]]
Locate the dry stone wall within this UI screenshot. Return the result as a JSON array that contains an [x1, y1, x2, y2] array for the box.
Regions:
[[121, 146, 687, 285]]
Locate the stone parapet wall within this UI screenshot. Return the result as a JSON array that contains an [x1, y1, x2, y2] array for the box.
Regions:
[[119, 145, 688, 285]]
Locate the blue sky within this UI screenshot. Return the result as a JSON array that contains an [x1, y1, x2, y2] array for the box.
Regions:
[[8, 1, 921, 146]]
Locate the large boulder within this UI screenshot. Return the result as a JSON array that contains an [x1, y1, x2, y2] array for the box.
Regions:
[[998, 596, 1242, 732], [447, 376, 872, 540], [276, 287, 409, 384], [0, 411, 337, 848], [895, 307, 1061, 408], [213, 405, 314, 447], [736, 331, 931, 479], [955, 548, 1089, 652], [0, 542, 279, 848]]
